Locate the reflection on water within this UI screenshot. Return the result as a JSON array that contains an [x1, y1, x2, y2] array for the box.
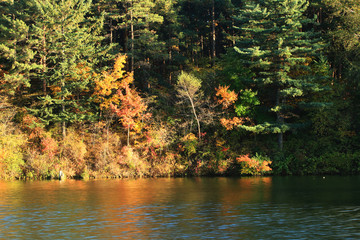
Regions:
[[0, 176, 359, 239]]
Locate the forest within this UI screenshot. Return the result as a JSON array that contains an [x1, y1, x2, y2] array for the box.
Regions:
[[0, 0, 360, 179]]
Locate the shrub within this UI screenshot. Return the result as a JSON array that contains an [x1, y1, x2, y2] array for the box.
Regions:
[[0, 109, 27, 179], [0, 129, 26, 179], [24, 149, 57, 179], [40, 134, 58, 161], [88, 130, 122, 175], [313, 152, 356, 175], [118, 146, 150, 177], [59, 129, 87, 177], [181, 133, 198, 157], [140, 125, 177, 177], [236, 153, 272, 176]]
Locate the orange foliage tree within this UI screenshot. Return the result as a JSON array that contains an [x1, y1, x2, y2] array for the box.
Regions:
[[110, 73, 151, 146], [93, 55, 128, 110], [215, 85, 247, 130], [215, 85, 238, 109], [95, 55, 151, 146]]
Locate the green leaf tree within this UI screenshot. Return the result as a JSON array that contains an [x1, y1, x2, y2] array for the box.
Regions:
[[234, 0, 326, 151], [176, 71, 203, 140]]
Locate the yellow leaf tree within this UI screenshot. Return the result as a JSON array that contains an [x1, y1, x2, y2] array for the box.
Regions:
[[93, 54, 151, 146]]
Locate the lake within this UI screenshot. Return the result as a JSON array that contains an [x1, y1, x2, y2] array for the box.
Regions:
[[0, 176, 359, 239]]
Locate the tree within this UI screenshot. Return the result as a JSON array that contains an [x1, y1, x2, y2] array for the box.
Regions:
[[0, 0, 110, 138], [118, 0, 164, 73], [0, 0, 35, 96], [110, 63, 151, 146], [175, 71, 202, 140], [91, 0, 120, 45], [176, 0, 235, 66], [321, 0, 360, 133], [234, 0, 326, 151], [215, 85, 243, 130], [93, 55, 128, 111], [152, 0, 183, 82]]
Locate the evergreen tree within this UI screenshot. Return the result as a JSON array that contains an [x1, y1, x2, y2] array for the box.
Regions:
[[153, 0, 183, 81], [1, 0, 111, 137], [34, 0, 109, 137], [91, 0, 120, 45], [321, 0, 360, 138], [0, 0, 37, 96], [177, 0, 234, 66], [118, 0, 164, 73], [234, 0, 326, 150]]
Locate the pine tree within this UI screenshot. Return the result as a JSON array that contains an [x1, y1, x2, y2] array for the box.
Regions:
[[1, 0, 111, 137], [33, 0, 109, 137], [91, 0, 120, 45], [321, 0, 360, 135], [118, 0, 164, 73], [153, 0, 182, 81], [234, 0, 326, 150], [0, 0, 37, 96], [176, 0, 234, 66]]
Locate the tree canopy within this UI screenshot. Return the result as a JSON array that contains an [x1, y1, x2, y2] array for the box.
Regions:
[[1, 0, 360, 179]]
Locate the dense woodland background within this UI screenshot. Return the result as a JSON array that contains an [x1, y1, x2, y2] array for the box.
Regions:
[[1, 0, 360, 179]]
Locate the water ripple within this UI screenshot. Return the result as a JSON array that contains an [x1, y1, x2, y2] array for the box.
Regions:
[[0, 177, 360, 239]]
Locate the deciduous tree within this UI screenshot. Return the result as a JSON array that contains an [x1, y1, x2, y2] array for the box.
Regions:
[[176, 71, 203, 140], [108, 57, 151, 146]]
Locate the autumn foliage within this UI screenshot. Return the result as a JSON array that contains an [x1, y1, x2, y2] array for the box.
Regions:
[[110, 74, 151, 132], [236, 154, 272, 175], [215, 85, 247, 130], [220, 117, 245, 130], [106, 56, 151, 144], [93, 55, 128, 110], [2, 0, 360, 180], [215, 85, 238, 109]]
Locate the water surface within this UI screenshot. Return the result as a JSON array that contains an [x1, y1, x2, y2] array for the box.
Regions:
[[0, 176, 359, 239]]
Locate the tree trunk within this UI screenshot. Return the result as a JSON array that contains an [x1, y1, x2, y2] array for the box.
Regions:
[[62, 121, 66, 138], [130, 3, 134, 73], [124, 4, 128, 54], [127, 124, 130, 146], [110, 18, 113, 44], [232, 19, 235, 46], [278, 128, 283, 151], [62, 79, 66, 138], [276, 88, 283, 151], [186, 90, 201, 140], [200, 35, 204, 57], [211, 0, 216, 66], [42, 26, 47, 94]]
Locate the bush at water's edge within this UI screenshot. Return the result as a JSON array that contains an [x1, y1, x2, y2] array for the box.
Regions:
[[1, 112, 359, 180]]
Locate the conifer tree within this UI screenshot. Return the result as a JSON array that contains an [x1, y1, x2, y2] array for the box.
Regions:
[[153, 0, 182, 80], [0, 0, 37, 96], [91, 0, 120, 44], [32, 0, 109, 137], [177, 0, 234, 66], [234, 0, 325, 150], [118, 0, 164, 73], [1, 0, 110, 137], [321, 0, 360, 134]]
